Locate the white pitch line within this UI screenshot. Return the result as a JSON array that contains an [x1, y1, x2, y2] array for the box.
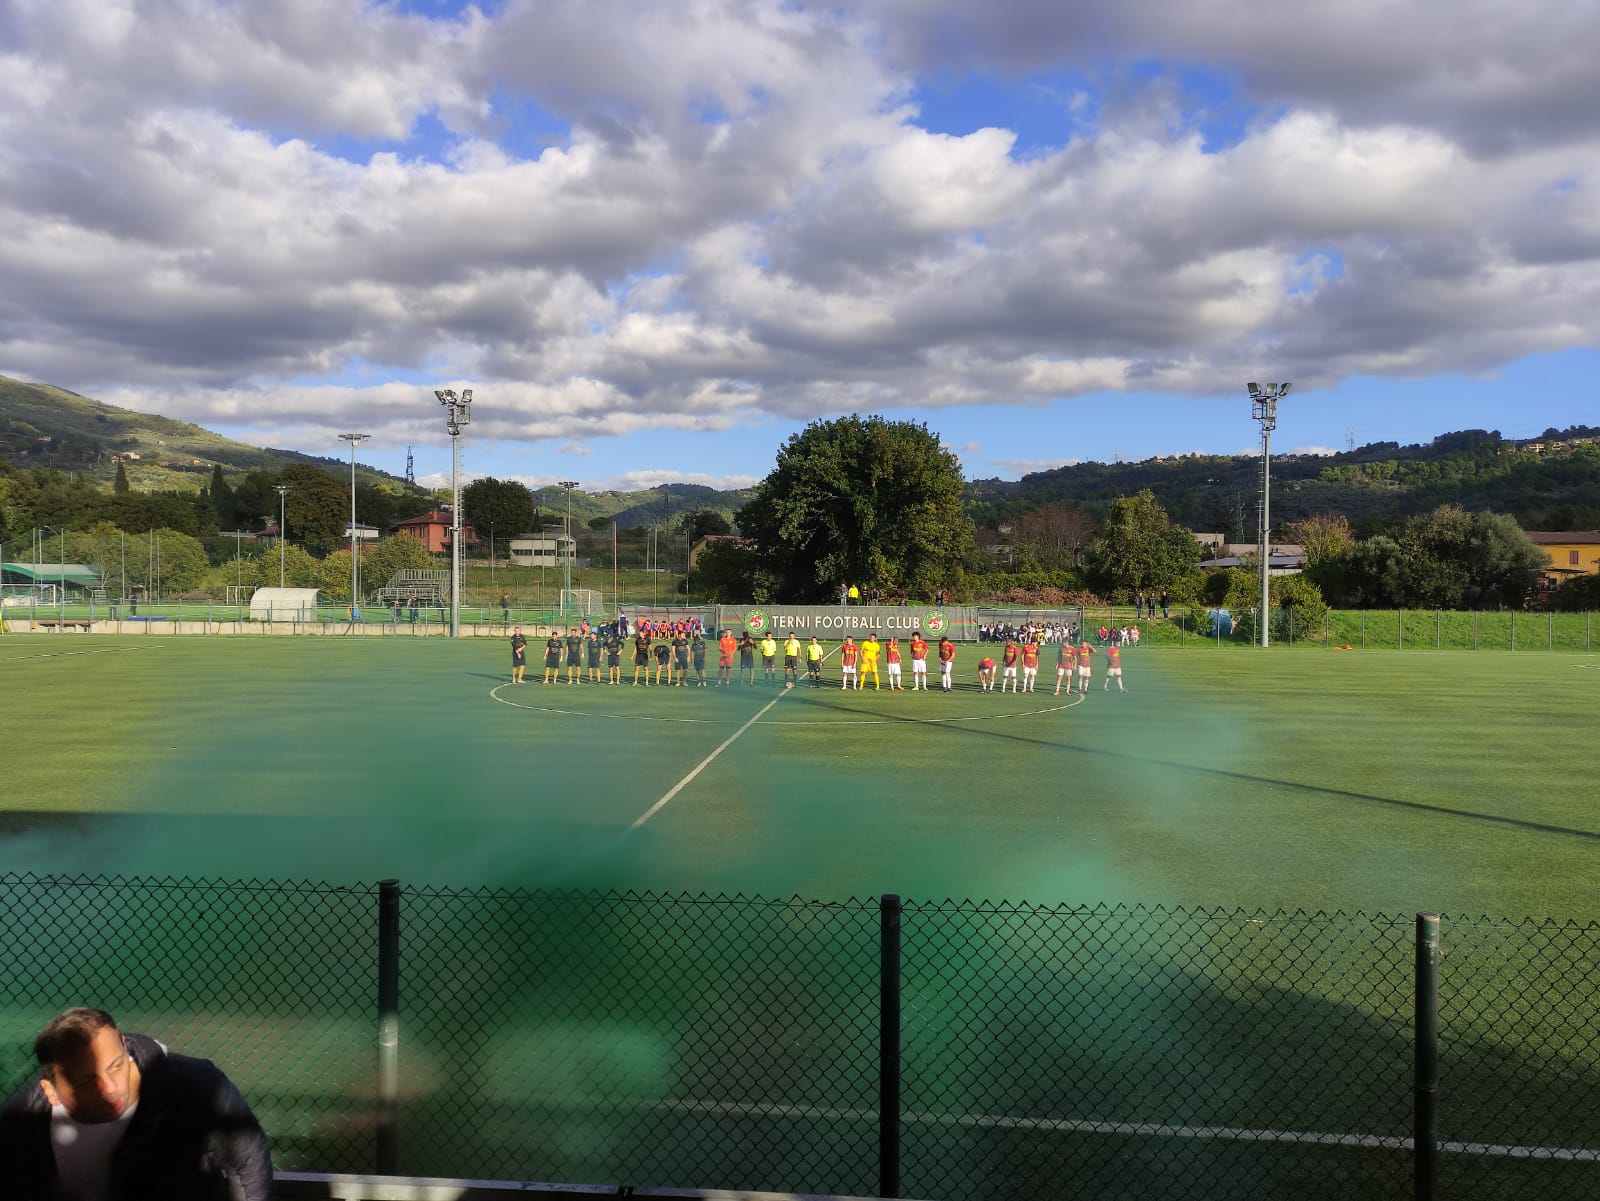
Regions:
[[0, 643, 168, 663], [494, 1094, 1600, 1161], [630, 691, 788, 829]]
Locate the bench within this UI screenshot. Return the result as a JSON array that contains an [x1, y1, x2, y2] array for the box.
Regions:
[[36, 619, 93, 630]]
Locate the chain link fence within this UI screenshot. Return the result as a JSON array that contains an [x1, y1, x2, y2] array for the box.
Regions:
[[2, 874, 1597, 1200]]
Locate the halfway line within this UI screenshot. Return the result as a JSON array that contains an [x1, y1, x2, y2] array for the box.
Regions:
[[630, 692, 786, 830]]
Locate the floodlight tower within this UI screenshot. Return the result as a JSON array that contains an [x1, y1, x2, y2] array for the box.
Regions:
[[1247, 382, 1292, 647], [559, 480, 580, 617], [338, 433, 371, 621], [436, 389, 473, 636], [273, 485, 292, 587]]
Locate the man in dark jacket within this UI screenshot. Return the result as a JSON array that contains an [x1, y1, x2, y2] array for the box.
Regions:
[[0, 1006, 273, 1200]]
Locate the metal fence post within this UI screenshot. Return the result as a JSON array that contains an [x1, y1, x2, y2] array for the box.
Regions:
[[1415, 912, 1440, 1201], [879, 893, 903, 1199], [1398, 609, 1404, 651], [1510, 609, 1516, 650], [378, 879, 401, 1173]]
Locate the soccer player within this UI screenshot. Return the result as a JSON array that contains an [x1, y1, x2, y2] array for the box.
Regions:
[[717, 629, 737, 686], [783, 632, 802, 686], [759, 632, 779, 684], [673, 629, 691, 686], [1000, 638, 1019, 693], [543, 632, 563, 684], [885, 637, 903, 690], [1104, 641, 1126, 691], [565, 627, 584, 684], [1054, 641, 1073, 695], [691, 631, 708, 686], [909, 631, 929, 690], [605, 630, 622, 684], [632, 628, 652, 685], [806, 636, 824, 686], [1020, 638, 1040, 693], [839, 636, 860, 690], [653, 637, 672, 685], [859, 632, 881, 690], [510, 626, 527, 684], [586, 628, 602, 682], [738, 632, 757, 684], [938, 636, 956, 691], [977, 654, 996, 692], [1076, 640, 1094, 695]]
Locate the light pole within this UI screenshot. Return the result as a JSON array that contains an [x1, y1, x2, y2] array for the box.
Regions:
[[1247, 382, 1291, 648], [274, 485, 291, 587], [338, 433, 371, 620], [436, 389, 473, 636], [559, 480, 579, 617]]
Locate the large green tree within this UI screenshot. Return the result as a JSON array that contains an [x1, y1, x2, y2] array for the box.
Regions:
[[462, 477, 538, 551], [1086, 490, 1201, 598], [735, 415, 973, 601], [277, 464, 348, 554]]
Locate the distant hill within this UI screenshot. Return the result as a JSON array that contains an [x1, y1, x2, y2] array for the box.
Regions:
[[0, 374, 375, 491], [972, 428, 1600, 535], [0, 374, 754, 526], [8, 373, 1596, 534]]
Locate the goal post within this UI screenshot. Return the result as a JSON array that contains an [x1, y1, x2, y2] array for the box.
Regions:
[[559, 588, 602, 616]]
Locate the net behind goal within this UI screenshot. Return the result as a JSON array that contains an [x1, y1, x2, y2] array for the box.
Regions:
[[559, 588, 602, 615]]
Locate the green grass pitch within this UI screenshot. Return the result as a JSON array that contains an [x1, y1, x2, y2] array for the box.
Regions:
[[2, 634, 1597, 918]]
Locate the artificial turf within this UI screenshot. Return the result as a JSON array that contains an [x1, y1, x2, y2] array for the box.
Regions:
[[1, 633, 1596, 917]]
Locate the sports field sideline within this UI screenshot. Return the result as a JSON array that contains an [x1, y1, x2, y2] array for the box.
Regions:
[[3, 634, 1597, 919]]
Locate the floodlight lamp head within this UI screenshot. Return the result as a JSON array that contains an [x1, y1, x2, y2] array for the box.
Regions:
[[1247, 382, 1261, 398], [461, 389, 472, 404], [1278, 382, 1292, 398], [435, 388, 453, 405]]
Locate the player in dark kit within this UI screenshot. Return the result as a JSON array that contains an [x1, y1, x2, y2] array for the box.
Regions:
[[565, 628, 584, 684], [543, 633, 563, 683], [586, 629, 602, 682], [510, 626, 527, 684], [605, 631, 622, 683], [691, 631, 708, 686], [627, 630, 646, 684], [738, 632, 757, 684], [672, 631, 691, 686]]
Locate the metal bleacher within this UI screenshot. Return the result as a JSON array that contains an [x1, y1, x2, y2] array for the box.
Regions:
[[377, 569, 448, 606]]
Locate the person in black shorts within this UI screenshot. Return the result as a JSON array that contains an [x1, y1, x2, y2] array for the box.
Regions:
[[738, 632, 757, 685], [633, 630, 652, 685], [604, 631, 622, 683], [585, 628, 602, 682], [653, 638, 673, 685], [691, 631, 708, 686], [672, 631, 690, 686], [565, 628, 584, 684], [543, 632, 563, 683], [510, 626, 527, 684]]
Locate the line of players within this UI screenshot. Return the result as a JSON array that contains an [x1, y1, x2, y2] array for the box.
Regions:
[[509, 624, 1125, 693]]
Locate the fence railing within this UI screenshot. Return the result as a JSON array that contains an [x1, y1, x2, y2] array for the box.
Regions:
[[2, 875, 1598, 1201], [1111, 607, 1600, 651]]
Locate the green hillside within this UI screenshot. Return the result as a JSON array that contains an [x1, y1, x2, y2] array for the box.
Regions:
[[0, 374, 361, 492]]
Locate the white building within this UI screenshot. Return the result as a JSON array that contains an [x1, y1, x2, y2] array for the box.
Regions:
[[508, 534, 576, 566]]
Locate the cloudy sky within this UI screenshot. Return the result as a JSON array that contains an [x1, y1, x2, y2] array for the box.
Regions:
[[2, 0, 1598, 492]]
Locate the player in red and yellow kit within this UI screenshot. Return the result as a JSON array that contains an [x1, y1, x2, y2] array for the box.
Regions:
[[717, 630, 737, 686], [1000, 639, 1020, 693], [839, 636, 860, 689], [1020, 639, 1040, 693], [909, 632, 929, 690], [977, 655, 996, 692], [1104, 642, 1125, 691], [1075, 641, 1094, 695], [937, 636, 956, 692], [885, 637, 904, 690]]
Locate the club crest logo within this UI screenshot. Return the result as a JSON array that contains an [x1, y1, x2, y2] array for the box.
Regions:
[[744, 609, 769, 633], [924, 610, 947, 633]]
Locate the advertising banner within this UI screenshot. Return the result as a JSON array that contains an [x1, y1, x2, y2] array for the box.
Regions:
[[712, 604, 978, 640]]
